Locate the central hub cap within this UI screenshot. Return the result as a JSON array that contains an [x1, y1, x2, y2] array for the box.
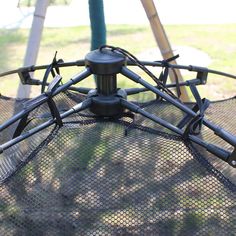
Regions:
[[85, 49, 125, 75]]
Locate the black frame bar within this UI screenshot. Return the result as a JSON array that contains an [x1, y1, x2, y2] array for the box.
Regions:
[[0, 99, 92, 152], [121, 67, 236, 148], [0, 68, 91, 132], [121, 99, 230, 163], [0, 48, 235, 168]]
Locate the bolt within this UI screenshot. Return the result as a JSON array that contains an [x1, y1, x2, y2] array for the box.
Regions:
[[231, 160, 236, 166]]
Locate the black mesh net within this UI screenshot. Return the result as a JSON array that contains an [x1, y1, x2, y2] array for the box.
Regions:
[[0, 92, 236, 235]]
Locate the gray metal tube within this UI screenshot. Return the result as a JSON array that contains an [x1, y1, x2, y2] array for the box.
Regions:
[[121, 99, 230, 162], [0, 68, 91, 132], [121, 67, 236, 147], [0, 99, 92, 152]]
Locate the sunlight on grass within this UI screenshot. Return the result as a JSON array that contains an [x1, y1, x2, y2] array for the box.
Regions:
[[0, 24, 235, 100], [101, 208, 142, 227]]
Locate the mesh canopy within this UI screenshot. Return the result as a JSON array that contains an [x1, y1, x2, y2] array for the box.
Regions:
[[0, 92, 236, 235]]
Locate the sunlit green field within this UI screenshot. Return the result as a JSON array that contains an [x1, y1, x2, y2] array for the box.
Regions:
[[0, 24, 236, 99]]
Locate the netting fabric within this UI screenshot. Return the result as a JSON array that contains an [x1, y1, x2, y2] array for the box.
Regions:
[[0, 92, 236, 235]]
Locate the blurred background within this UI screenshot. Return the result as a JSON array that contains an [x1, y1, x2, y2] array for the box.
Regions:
[[0, 0, 236, 100]]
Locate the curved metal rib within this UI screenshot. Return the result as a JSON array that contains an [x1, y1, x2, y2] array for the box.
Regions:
[[0, 60, 85, 78], [127, 60, 236, 80]]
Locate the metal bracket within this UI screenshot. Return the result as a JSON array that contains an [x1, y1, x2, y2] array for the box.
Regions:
[[197, 70, 208, 85], [18, 70, 41, 85]]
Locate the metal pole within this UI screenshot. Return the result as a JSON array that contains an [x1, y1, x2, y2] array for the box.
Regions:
[[121, 99, 230, 162], [0, 99, 92, 152], [0, 69, 91, 132], [88, 0, 106, 50], [121, 67, 236, 147]]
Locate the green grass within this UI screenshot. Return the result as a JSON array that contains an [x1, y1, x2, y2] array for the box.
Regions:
[[0, 24, 236, 99]]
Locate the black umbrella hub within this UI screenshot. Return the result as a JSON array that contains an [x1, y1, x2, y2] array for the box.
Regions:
[[0, 45, 235, 169], [85, 48, 127, 116]]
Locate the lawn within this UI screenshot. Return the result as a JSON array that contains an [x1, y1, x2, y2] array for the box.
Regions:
[[0, 24, 236, 99]]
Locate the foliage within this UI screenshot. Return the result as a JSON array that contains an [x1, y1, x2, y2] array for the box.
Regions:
[[18, 0, 71, 7]]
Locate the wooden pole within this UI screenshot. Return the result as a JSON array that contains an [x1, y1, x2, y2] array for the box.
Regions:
[[17, 0, 49, 98], [140, 0, 190, 101]]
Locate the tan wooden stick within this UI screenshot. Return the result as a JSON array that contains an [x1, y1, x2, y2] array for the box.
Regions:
[[140, 0, 190, 101]]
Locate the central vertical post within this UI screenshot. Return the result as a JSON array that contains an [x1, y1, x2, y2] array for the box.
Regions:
[[96, 74, 117, 95]]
